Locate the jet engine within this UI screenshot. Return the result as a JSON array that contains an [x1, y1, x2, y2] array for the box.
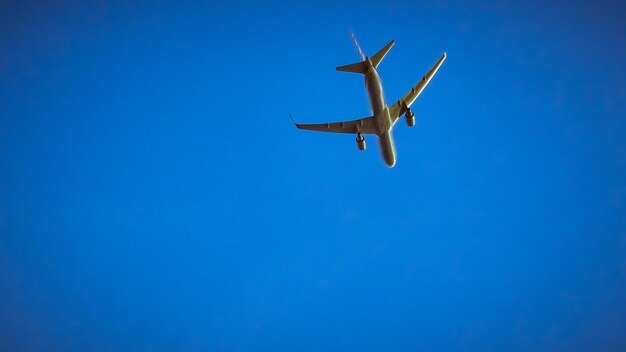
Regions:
[[356, 133, 366, 150], [405, 109, 415, 127]]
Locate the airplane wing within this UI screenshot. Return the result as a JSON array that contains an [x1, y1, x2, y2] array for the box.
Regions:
[[389, 53, 447, 124], [293, 115, 377, 134]]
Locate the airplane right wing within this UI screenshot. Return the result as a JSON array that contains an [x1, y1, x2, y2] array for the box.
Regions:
[[389, 53, 447, 124], [293, 115, 377, 134]]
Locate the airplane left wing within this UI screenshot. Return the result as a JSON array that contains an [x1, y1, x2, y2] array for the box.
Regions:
[[389, 53, 446, 124], [293, 115, 377, 134]]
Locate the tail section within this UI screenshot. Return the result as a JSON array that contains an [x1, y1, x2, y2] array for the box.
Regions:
[[370, 40, 394, 68], [336, 39, 395, 74], [336, 61, 368, 74], [350, 30, 366, 61]]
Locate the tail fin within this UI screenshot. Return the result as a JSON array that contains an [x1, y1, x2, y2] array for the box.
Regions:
[[350, 30, 366, 61], [370, 40, 394, 68], [336, 39, 395, 74]]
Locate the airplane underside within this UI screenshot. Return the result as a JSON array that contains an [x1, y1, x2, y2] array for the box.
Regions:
[[292, 36, 446, 167]]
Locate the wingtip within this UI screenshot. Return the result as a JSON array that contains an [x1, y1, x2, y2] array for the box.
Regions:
[[288, 113, 298, 126]]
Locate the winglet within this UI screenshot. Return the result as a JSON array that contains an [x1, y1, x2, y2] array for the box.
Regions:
[[288, 113, 299, 126]]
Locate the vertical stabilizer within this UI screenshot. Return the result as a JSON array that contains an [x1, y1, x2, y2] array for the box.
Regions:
[[350, 30, 366, 61]]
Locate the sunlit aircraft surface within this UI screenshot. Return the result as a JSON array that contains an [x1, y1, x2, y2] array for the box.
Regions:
[[292, 37, 446, 167]]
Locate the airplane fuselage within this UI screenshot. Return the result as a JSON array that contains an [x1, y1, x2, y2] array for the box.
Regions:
[[364, 58, 396, 167]]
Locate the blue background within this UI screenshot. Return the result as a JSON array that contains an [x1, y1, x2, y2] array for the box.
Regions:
[[2, 1, 626, 350]]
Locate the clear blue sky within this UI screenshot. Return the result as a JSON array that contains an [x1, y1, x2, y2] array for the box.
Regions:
[[1, 1, 626, 350]]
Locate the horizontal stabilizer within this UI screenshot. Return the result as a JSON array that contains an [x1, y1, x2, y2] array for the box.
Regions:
[[336, 61, 368, 74], [370, 40, 395, 68]]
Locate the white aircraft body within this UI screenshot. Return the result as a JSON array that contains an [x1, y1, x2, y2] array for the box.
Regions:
[[292, 39, 446, 167]]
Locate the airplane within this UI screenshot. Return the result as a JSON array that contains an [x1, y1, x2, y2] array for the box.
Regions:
[[291, 37, 446, 167]]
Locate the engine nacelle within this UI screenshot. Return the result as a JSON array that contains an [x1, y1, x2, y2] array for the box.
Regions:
[[405, 110, 415, 127], [356, 133, 366, 151]]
